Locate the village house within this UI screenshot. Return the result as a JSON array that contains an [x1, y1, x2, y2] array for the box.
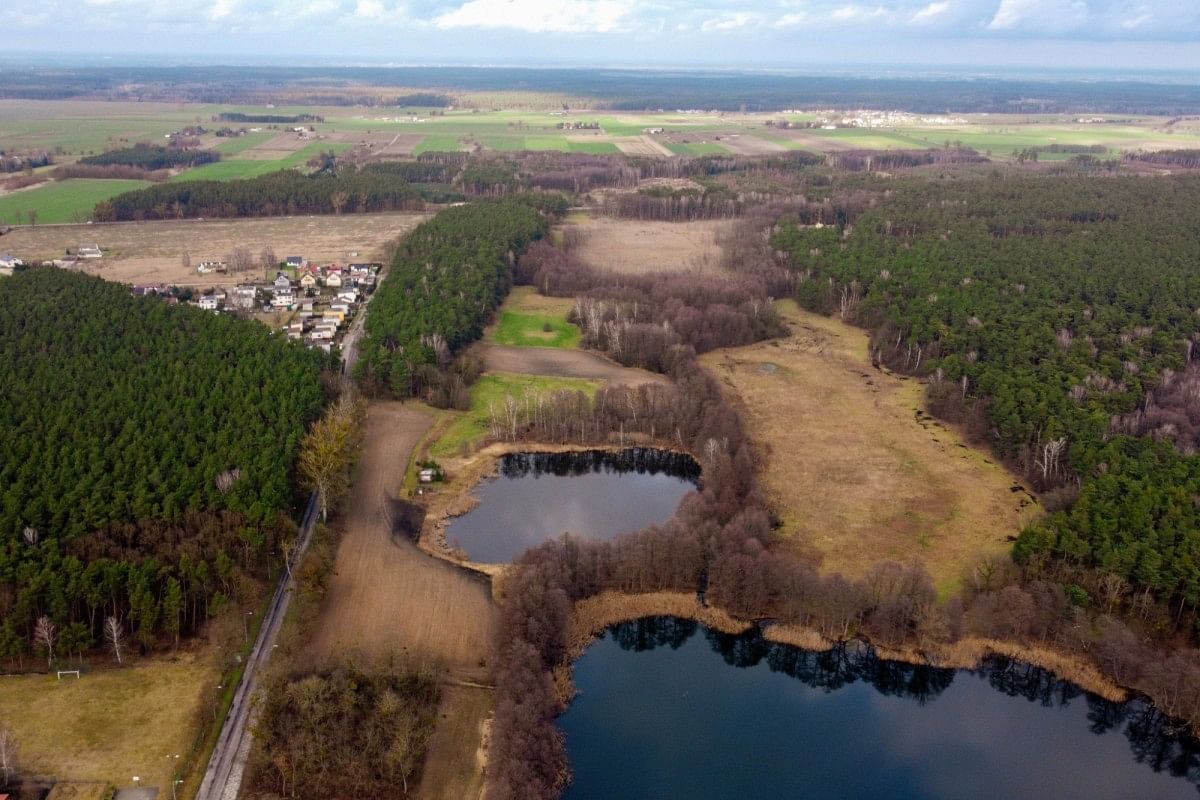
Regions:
[[323, 270, 343, 288], [231, 284, 258, 309], [285, 255, 305, 269], [299, 272, 318, 289], [196, 260, 228, 274], [273, 273, 293, 292], [271, 289, 295, 309], [198, 293, 221, 311], [0, 253, 22, 272]]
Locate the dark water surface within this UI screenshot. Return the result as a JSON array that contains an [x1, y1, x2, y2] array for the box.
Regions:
[[561, 617, 1200, 800], [445, 449, 699, 563]]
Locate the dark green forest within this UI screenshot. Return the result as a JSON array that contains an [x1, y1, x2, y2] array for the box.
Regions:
[[94, 168, 463, 221], [0, 269, 327, 660], [774, 174, 1200, 608], [357, 198, 548, 396], [79, 144, 220, 170]]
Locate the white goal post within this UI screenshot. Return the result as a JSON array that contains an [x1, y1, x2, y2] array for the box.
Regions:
[[56, 670, 81, 680]]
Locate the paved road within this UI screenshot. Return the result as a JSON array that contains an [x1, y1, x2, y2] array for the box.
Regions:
[[195, 491, 319, 800]]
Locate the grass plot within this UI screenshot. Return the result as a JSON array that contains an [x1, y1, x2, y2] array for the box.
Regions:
[[0, 654, 217, 791], [489, 287, 580, 349]]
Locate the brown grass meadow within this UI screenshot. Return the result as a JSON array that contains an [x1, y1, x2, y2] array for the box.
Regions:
[[700, 300, 1038, 594]]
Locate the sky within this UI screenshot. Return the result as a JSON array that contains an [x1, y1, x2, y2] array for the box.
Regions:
[[6, 0, 1200, 72]]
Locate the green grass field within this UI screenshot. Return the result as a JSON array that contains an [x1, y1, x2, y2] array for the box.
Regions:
[[212, 132, 276, 154], [171, 142, 353, 182], [0, 179, 152, 224], [665, 141, 728, 155], [430, 372, 599, 459], [414, 134, 465, 154], [491, 309, 581, 348], [567, 141, 621, 154]]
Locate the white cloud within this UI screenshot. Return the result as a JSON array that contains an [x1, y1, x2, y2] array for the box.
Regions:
[[434, 0, 635, 33], [910, 1, 950, 23], [829, 4, 889, 22], [354, 0, 385, 18], [207, 0, 238, 20], [700, 12, 760, 32], [989, 0, 1088, 31]]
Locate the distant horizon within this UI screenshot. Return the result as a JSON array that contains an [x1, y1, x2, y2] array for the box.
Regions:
[[4, 1, 1199, 74], [2, 53, 1199, 87]]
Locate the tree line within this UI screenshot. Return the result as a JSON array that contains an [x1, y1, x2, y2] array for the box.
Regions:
[[0, 268, 327, 663], [93, 167, 463, 221], [356, 198, 551, 398], [80, 144, 220, 170]]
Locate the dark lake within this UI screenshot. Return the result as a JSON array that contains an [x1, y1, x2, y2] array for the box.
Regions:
[[445, 449, 699, 563], [561, 617, 1200, 800]]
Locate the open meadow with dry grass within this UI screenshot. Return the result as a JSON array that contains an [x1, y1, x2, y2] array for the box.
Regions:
[[566, 216, 730, 274], [0, 212, 426, 286], [0, 653, 217, 791], [700, 300, 1038, 593]]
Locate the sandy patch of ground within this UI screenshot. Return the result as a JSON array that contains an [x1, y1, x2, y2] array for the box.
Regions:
[[568, 216, 731, 274], [1, 213, 425, 286], [700, 301, 1038, 593], [418, 684, 493, 800], [477, 343, 668, 387]]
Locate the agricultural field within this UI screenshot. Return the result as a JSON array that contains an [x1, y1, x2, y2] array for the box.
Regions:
[[0, 178, 151, 224], [700, 301, 1038, 594], [170, 141, 353, 182], [0, 212, 425, 286], [568, 216, 730, 274], [0, 653, 218, 792], [487, 286, 580, 349]]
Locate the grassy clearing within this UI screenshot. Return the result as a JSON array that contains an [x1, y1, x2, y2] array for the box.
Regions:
[[0, 179, 152, 224], [0, 654, 218, 791], [211, 132, 275, 154], [430, 372, 600, 459], [488, 286, 580, 348], [414, 134, 465, 154], [568, 140, 621, 154], [492, 309, 580, 348], [665, 141, 728, 155], [171, 141, 352, 182], [699, 300, 1038, 594]]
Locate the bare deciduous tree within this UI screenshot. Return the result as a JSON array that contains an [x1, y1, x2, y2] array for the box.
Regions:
[[182, 249, 191, 272], [228, 247, 253, 273], [105, 616, 126, 665], [0, 727, 16, 787], [215, 468, 241, 494], [32, 616, 56, 668], [260, 246, 277, 273]]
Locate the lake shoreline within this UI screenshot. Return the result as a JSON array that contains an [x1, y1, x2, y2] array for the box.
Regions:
[[563, 590, 1127, 705]]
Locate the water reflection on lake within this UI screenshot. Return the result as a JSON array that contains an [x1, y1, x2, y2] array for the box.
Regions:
[[561, 616, 1200, 800], [445, 448, 699, 563]]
